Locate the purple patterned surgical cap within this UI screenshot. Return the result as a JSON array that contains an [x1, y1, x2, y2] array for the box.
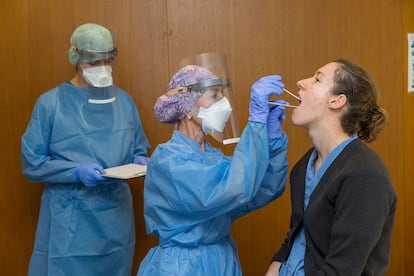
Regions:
[[154, 65, 218, 124]]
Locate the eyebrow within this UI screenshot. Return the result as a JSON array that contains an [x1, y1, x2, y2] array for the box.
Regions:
[[314, 71, 327, 80], [315, 71, 325, 78]]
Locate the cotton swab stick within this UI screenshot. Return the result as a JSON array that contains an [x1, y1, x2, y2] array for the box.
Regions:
[[283, 88, 301, 101], [268, 101, 298, 108], [267, 87, 300, 107]]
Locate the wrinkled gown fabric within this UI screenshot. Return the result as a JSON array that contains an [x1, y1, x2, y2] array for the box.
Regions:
[[138, 123, 288, 276], [21, 82, 150, 276]]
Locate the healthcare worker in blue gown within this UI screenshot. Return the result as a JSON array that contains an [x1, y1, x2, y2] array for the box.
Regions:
[[21, 23, 150, 276], [137, 53, 289, 276]]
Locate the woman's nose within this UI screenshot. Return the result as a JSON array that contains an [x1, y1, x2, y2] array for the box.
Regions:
[[297, 79, 305, 90]]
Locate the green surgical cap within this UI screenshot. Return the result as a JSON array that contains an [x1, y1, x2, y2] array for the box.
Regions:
[[68, 23, 114, 65]]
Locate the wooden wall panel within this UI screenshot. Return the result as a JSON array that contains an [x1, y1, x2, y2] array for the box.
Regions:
[[404, 0, 414, 273], [1, 2, 37, 276], [0, 0, 408, 275]]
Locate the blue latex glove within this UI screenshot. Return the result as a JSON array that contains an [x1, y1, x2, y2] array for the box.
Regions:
[[268, 100, 288, 139], [133, 155, 150, 165], [248, 75, 285, 124], [76, 163, 106, 187]]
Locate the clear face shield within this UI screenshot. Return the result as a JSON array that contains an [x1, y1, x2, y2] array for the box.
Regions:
[[179, 53, 240, 144]]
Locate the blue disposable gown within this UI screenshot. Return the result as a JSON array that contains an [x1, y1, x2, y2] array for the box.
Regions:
[[138, 123, 288, 276], [21, 82, 150, 276]]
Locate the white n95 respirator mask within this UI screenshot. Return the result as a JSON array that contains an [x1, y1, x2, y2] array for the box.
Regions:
[[82, 65, 113, 87], [197, 97, 233, 135]]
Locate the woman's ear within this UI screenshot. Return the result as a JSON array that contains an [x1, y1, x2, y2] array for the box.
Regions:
[[328, 94, 347, 110]]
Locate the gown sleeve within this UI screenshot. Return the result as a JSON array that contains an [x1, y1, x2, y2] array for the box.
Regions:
[[231, 133, 288, 220], [146, 122, 288, 221], [131, 102, 151, 158], [21, 91, 79, 183]]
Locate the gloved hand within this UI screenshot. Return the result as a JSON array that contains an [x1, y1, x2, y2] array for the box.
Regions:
[[133, 155, 150, 165], [76, 163, 106, 187], [267, 100, 288, 139], [248, 75, 285, 124]]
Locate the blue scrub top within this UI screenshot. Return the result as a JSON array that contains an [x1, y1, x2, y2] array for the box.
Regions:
[[279, 135, 357, 276]]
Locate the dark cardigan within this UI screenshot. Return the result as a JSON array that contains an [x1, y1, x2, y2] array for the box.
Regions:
[[272, 139, 397, 276]]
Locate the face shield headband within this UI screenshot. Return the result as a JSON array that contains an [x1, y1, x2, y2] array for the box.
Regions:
[[71, 46, 118, 63], [167, 78, 231, 95]]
